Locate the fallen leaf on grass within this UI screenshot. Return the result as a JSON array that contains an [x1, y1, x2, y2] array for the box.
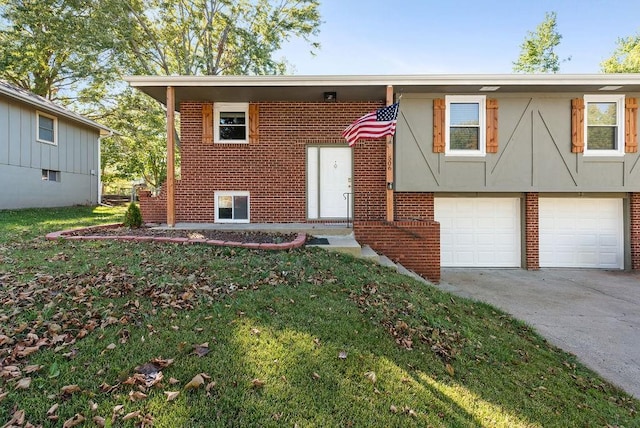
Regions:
[[165, 391, 180, 401], [251, 378, 265, 389], [445, 363, 455, 377], [61, 384, 81, 395], [193, 343, 209, 357], [106, 343, 116, 350], [184, 374, 204, 390], [62, 413, 85, 428], [129, 390, 147, 401], [0, 334, 14, 346], [250, 328, 261, 336], [24, 364, 43, 374], [7, 409, 25, 426], [0, 391, 8, 401], [169, 377, 179, 385], [15, 377, 31, 390], [312, 372, 321, 380], [123, 410, 140, 421], [47, 403, 59, 417], [365, 371, 377, 384], [16, 346, 40, 358], [93, 416, 106, 427], [390, 405, 398, 414], [338, 351, 347, 360]]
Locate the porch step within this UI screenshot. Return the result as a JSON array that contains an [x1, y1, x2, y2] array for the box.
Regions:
[[307, 233, 362, 257], [360, 245, 380, 262]]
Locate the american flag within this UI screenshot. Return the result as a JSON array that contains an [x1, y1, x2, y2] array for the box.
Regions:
[[342, 102, 399, 147]]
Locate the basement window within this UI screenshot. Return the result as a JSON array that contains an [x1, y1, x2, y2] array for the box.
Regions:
[[42, 169, 60, 182], [215, 191, 249, 223]]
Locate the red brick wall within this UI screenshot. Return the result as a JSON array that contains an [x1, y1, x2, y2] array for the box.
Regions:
[[525, 192, 539, 270], [395, 193, 434, 221], [631, 193, 640, 269], [140, 101, 385, 223], [138, 189, 166, 223], [354, 220, 440, 282]]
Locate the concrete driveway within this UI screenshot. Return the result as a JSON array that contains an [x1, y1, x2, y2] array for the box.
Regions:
[[436, 268, 640, 399]]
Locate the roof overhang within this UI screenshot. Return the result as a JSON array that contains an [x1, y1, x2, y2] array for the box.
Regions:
[[125, 74, 640, 111], [0, 81, 114, 136]]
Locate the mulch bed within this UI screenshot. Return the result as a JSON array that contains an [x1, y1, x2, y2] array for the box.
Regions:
[[63, 225, 298, 245]]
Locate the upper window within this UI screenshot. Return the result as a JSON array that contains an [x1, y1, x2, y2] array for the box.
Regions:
[[37, 111, 57, 145], [214, 103, 249, 144], [584, 95, 625, 156], [445, 95, 486, 156], [214, 191, 249, 223]]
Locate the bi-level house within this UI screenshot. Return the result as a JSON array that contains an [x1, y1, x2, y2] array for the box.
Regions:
[[126, 74, 640, 282], [0, 80, 112, 209]]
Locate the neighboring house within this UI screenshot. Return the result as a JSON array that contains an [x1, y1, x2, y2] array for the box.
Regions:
[[0, 80, 112, 209], [126, 74, 640, 281]]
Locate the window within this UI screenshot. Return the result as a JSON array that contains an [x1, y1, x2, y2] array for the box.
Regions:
[[37, 111, 57, 145], [584, 95, 625, 156], [445, 95, 486, 156], [214, 191, 249, 223], [214, 103, 249, 143], [42, 169, 60, 182]]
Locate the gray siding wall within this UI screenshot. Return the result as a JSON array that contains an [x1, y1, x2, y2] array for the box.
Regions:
[[0, 96, 99, 209], [395, 93, 640, 192]]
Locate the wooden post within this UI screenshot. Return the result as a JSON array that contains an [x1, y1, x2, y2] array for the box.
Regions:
[[166, 86, 176, 227], [386, 85, 394, 222]]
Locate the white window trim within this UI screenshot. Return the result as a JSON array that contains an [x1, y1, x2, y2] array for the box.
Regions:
[[584, 94, 625, 157], [214, 191, 250, 223], [445, 95, 486, 157], [36, 111, 58, 145], [214, 102, 249, 144]]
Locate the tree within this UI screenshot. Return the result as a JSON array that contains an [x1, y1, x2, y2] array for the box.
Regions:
[[119, 0, 320, 76], [0, 0, 322, 191], [601, 34, 640, 72], [513, 11, 569, 73], [0, 0, 123, 103]]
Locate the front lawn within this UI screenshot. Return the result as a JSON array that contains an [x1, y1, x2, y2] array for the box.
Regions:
[[0, 206, 637, 427]]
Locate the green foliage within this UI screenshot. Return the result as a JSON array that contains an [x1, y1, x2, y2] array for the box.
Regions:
[[513, 11, 570, 74], [0, 207, 638, 426], [601, 34, 640, 72], [0, 0, 321, 190], [123, 202, 143, 228]]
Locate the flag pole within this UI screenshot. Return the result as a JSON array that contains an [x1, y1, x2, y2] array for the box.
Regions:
[[385, 85, 394, 222]]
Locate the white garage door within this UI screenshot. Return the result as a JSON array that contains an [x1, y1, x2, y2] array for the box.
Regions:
[[539, 198, 623, 269], [435, 198, 521, 267]]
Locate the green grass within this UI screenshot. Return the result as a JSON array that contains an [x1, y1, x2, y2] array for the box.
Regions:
[[0, 206, 638, 427]]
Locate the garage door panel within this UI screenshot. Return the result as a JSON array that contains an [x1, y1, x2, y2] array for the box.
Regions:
[[539, 198, 623, 269], [435, 198, 521, 267]]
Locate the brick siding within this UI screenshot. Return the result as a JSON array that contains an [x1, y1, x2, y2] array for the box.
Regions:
[[631, 192, 640, 269], [394, 192, 434, 221], [354, 220, 440, 282], [525, 193, 539, 270]]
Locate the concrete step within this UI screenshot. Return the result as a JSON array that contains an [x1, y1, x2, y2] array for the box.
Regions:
[[378, 255, 398, 271], [360, 245, 380, 263], [307, 233, 362, 257]]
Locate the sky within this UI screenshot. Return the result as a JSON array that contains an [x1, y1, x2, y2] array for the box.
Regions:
[[276, 0, 640, 75]]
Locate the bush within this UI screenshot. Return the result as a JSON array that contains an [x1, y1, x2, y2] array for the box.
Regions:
[[123, 202, 143, 228]]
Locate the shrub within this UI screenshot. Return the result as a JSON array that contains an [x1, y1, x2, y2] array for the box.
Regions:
[[123, 202, 143, 228]]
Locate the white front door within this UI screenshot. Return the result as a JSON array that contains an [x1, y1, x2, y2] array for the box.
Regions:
[[539, 198, 623, 268], [435, 197, 521, 267], [307, 147, 353, 219]]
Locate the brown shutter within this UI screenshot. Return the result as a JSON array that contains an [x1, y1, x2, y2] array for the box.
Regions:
[[486, 99, 499, 153], [202, 103, 213, 144], [626, 97, 638, 153], [433, 98, 445, 153], [571, 98, 585, 153], [249, 103, 259, 144]]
